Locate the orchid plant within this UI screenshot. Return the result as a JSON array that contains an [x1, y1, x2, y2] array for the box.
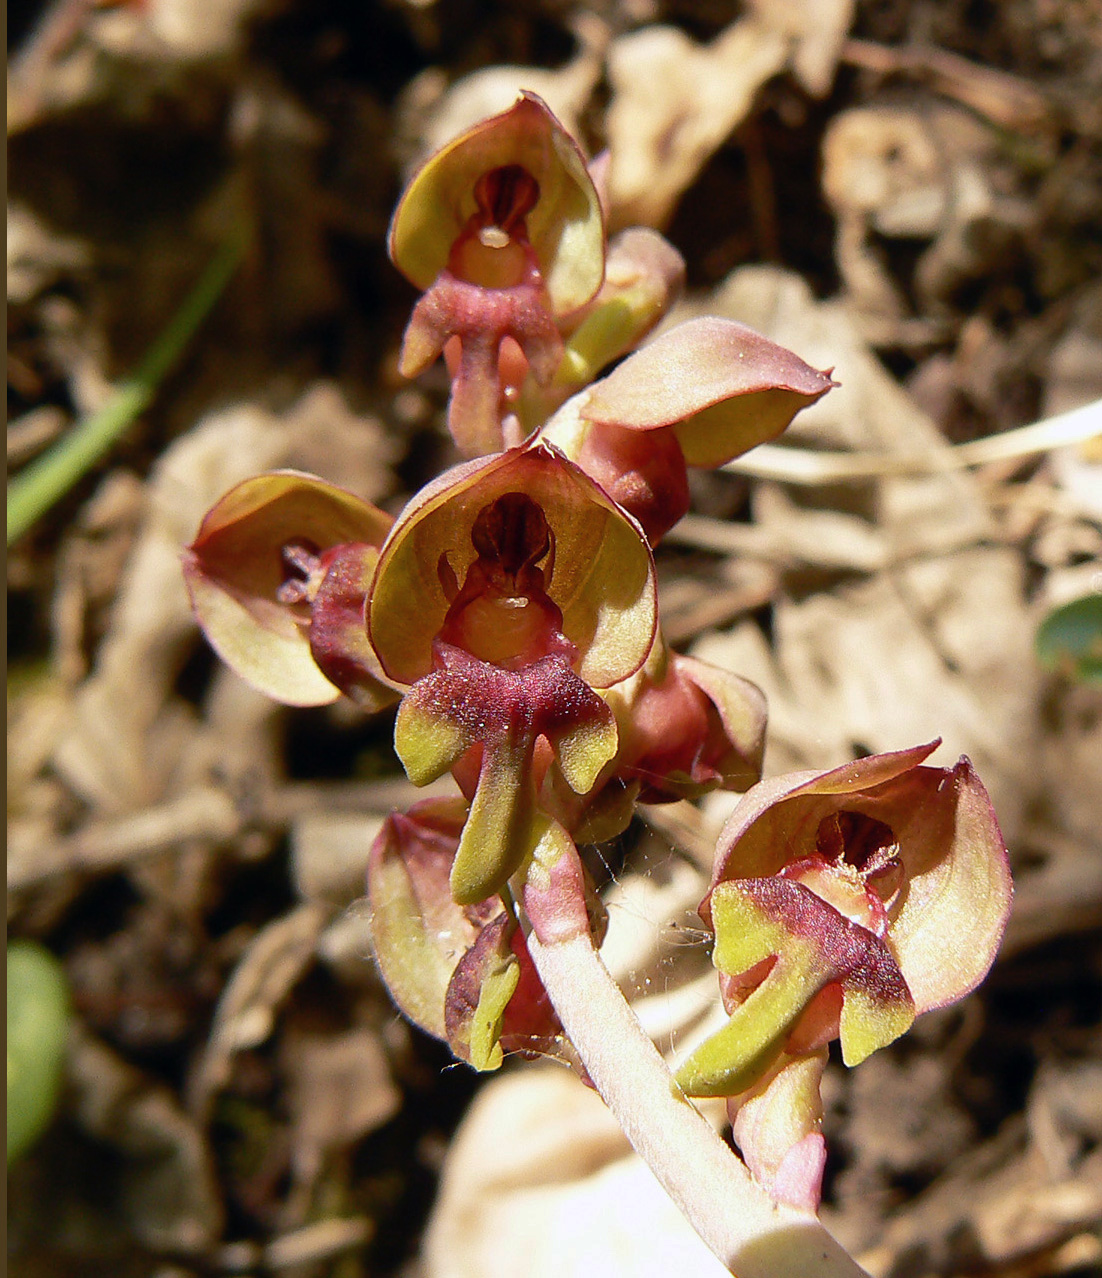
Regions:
[[185, 94, 1012, 1275]]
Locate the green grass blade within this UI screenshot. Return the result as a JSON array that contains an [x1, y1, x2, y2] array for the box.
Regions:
[[7, 229, 247, 545]]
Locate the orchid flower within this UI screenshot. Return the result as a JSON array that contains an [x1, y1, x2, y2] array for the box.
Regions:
[[184, 471, 396, 709], [389, 93, 605, 456], [674, 742, 1013, 1210], [367, 441, 656, 927]]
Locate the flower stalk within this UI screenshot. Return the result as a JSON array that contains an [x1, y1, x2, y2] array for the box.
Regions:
[[525, 929, 869, 1277]]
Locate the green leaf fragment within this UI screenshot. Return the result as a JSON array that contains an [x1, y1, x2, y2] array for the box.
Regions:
[[8, 229, 246, 545], [1035, 593, 1102, 685], [7, 942, 70, 1163]]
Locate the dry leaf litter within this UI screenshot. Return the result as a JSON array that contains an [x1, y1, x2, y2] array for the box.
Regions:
[[8, 1, 1102, 1276]]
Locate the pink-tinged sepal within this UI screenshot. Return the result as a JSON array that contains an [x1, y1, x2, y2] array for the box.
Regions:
[[444, 912, 562, 1071], [729, 1051, 828, 1214], [541, 407, 691, 545], [307, 542, 400, 712], [580, 317, 837, 468], [367, 797, 484, 1043], [542, 317, 835, 543], [609, 643, 767, 802], [184, 471, 393, 706]]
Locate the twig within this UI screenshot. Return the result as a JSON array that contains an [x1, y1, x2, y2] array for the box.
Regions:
[[8, 0, 100, 132], [215, 1215, 373, 1272], [6, 406, 68, 466], [7, 774, 455, 892], [526, 930, 870, 1277], [7, 785, 242, 891], [7, 229, 247, 545], [665, 510, 887, 571], [841, 38, 1054, 133], [267, 774, 457, 822], [661, 570, 778, 645], [723, 398, 1102, 485]]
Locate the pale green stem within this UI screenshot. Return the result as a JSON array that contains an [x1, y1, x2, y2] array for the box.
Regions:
[[7, 229, 247, 545], [526, 930, 869, 1278]]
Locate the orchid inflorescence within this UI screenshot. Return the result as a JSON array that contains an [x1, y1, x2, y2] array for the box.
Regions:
[[185, 93, 1011, 1253]]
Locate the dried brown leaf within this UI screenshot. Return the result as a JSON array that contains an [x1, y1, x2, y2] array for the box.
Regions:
[[188, 902, 329, 1118], [69, 1026, 224, 1253], [282, 1026, 400, 1190], [605, 19, 787, 228]]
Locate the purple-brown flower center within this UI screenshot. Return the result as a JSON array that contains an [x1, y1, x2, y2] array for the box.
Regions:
[[449, 165, 542, 290], [275, 540, 327, 612], [780, 811, 903, 938], [475, 165, 541, 239], [436, 493, 576, 672]]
